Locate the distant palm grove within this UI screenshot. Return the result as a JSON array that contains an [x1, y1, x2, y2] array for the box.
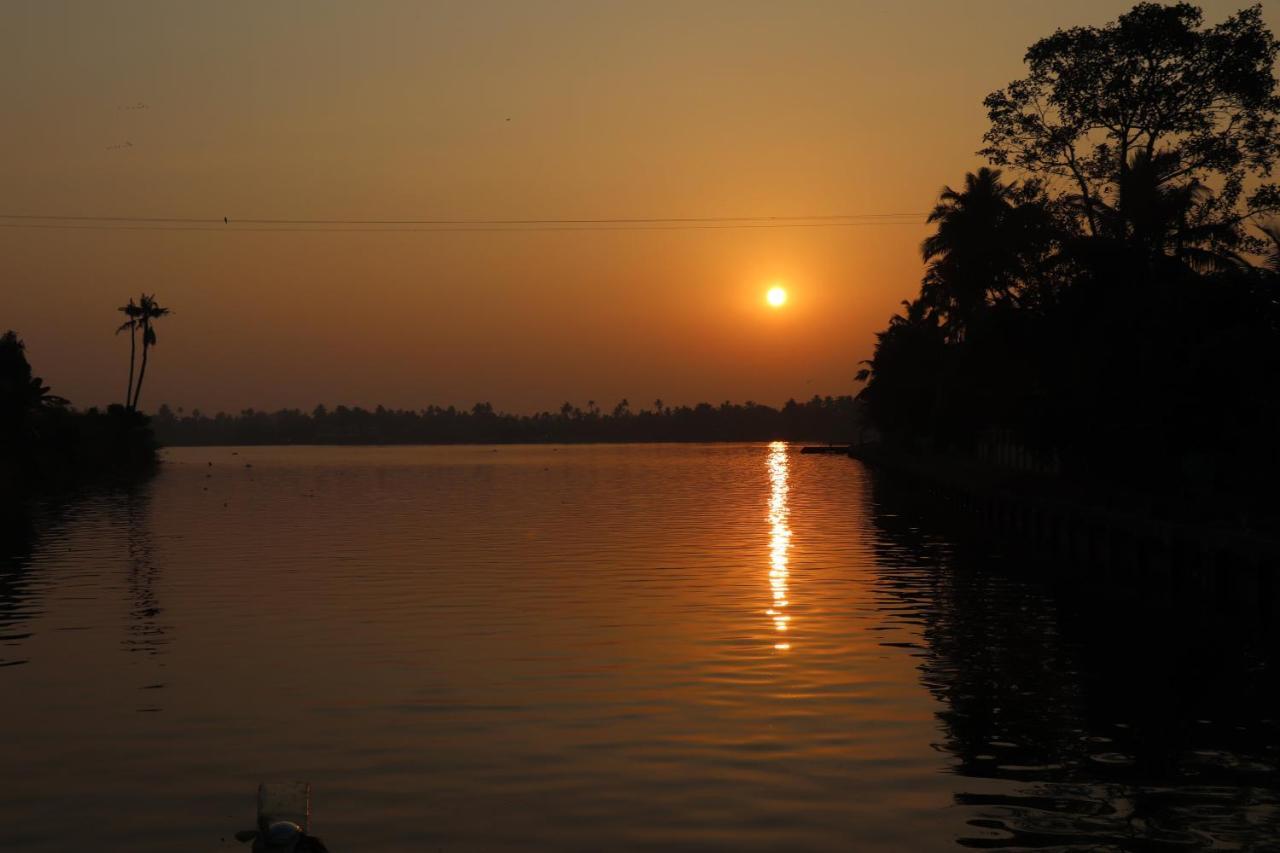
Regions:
[[152, 397, 865, 445], [856, 3, 1280, 515]]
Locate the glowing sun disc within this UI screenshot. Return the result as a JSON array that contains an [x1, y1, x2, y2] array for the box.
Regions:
[[766, 286, 787, 307]]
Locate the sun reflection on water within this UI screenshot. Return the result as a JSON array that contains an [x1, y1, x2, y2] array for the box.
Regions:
[[767, 441, 792, 651]]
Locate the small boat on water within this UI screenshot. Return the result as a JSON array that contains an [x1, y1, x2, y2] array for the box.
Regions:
[[234, 783, 330, 852], [799, 445, 852, 454]]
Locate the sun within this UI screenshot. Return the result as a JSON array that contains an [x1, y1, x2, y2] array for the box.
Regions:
[[766, 285, 787, 307]]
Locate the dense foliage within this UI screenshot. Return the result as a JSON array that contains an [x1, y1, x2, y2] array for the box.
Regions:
[[0, 332, 156, 488], [152, 396, 866, 445], [857, 3, 1280, 507]]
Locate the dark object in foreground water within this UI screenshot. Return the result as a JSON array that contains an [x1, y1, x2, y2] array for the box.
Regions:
[[235, 783, 330, 852]]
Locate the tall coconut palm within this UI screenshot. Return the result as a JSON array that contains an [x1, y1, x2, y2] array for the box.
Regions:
[[130, 294, 171, 412], [920, 167, 1048, 340], [116, 298, 142, 408]]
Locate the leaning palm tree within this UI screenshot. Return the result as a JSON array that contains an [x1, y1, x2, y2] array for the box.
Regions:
[[116, 298, 142, 408], [129, 294, 171, 412]]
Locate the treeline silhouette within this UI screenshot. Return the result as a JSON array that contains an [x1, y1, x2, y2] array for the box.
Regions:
[[856, 3, 1280, 516], [1, 331, 156, 491], [152, 396, 865, 445]]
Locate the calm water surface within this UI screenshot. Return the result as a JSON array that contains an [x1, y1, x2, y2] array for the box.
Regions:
[[2, 443, 1277, 851]]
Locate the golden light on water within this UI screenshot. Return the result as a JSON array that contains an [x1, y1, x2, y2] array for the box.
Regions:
[[766, 286, 788, 307], [767, 441, 792, 651]]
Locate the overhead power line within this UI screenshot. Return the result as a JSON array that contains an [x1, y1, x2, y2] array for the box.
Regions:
[[0, 211, 929, 233]]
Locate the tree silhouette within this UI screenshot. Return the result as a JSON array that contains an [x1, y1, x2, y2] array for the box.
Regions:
[[855, 300, 947, 442], [920, 168, 1053, 340], [116, 298, 142, 409], [982, 2, 1280, 248], [151, 396, 867, 445], [858, 3, 1280, 516], [0, 331, 66, 440], [1066, 149, 1246, 274], [128, 294, 171, 412]]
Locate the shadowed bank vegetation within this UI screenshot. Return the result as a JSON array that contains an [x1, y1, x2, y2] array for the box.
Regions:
[[856, 3, 1280, 527], [0, 331, 157, 491], [152, 396, 866, 445], [3, 293, 169, 493]]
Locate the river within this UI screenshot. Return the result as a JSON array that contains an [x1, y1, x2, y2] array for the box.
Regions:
[[1, 443, 1276, 850]]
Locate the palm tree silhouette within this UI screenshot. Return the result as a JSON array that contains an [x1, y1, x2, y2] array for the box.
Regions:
[[1256, 221, 1280, 279], [116, 298, 142, 408], [920, 168, 1042, 340], [1067, 150, 1244, 274], [128, 294, 171, 412]]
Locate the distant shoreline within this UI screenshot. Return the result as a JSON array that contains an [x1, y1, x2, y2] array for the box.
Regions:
[[151, 397, 870, 447], [159, 437, 850, 448]]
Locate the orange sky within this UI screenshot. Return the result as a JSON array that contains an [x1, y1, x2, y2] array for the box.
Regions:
[[3, 1, 1274, 414]]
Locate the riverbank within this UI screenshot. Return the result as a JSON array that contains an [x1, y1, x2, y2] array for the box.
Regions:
[[1, 406, 159, 496], [847, 444, 1280, 614]]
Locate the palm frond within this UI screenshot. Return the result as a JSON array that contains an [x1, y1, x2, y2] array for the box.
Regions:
[[1258, 222, 1280, 274], [1177, 246, 1247, 275]]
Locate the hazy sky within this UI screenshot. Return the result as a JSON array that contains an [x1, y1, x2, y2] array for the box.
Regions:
[[3, 1, 1274, 414]]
